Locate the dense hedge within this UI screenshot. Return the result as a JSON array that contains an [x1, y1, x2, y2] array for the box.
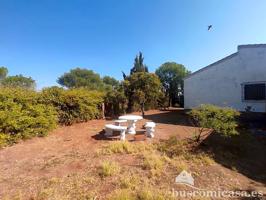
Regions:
[[0, 87, 104, 147], [40, 87, 104, 125], [0, 88, 57, 147]]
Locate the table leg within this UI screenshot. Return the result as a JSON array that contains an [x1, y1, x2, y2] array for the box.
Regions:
[[145, 127, 154, 138], [120, 129, 126, 140], [127, 120, 137, 134]]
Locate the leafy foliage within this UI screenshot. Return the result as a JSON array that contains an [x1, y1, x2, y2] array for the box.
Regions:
[[0, 88, 57, 147], [40, 87, 104, 125], [57, 67, 104, 90], [0, 85, 104, 147], [0, 66, 8, 80], [155, 62, 190, 107], [103, 76, 119, 88], [124, 72, 162, 116], [189, 104, 240, 141], [130, 52, 148, 75], [104, 84, 127, 116], [1, 75, 36, 89]]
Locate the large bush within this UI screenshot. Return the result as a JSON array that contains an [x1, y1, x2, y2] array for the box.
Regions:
[[40, 87, 104, 125], [104, 85, 127, 117], [0, 88, 57, 147], [189, 104, 240, 141]]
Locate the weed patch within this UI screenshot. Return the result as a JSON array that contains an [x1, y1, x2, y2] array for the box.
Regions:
[[108, 188, 174, 200], [141, 152, 165, 177], [119, 173, 141, 190], [99, 141, 154, 155], [156, 136, 188, 158], [99, 161, 120, 178]]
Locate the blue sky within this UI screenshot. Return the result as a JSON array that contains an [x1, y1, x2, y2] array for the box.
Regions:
[[1, 0, 266, 89]]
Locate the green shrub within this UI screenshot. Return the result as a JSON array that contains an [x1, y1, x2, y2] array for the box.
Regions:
[[189, 104, 240, 139], [40, 87, 104, 125], [0, 88, 57, 147]]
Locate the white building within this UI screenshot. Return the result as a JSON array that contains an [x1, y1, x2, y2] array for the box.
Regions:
[[184, 44, 266, 112]]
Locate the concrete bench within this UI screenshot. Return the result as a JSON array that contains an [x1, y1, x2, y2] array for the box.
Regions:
[[105, 124, 127, 140], [144, 122, 156, 138], [114, 119, 127, 126]]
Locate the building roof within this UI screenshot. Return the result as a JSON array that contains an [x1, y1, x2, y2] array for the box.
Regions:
[[238, 44, 266, 50], [184, 52, 238, 80], [184, 44, 266, 80]]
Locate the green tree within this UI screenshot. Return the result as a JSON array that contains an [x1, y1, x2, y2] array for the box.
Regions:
[[1, 75, 36, 89], [130, 52, 148, 75], [102, 76, 119, 88], [155, 62, 190, 107], [123, 52, 149, 111], [0, 67, 8, 80], [104, 84, 127, 116], [124, 72, 162, 116], [57, 67, 104, 90]]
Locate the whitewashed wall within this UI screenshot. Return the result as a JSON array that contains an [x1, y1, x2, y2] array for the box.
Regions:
[[184, 45, 266, 112]]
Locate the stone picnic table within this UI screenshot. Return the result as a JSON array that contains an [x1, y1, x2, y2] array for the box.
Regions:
[[118, 115, 143, 134]]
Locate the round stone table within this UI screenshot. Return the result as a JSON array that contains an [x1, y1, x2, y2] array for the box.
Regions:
[[118, 115, 143, 134]]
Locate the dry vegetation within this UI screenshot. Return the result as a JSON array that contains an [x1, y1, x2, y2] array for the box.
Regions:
[[0, 109, 265, 200]]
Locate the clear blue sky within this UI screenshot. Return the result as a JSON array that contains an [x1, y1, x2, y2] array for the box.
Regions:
[[1, 0, 266, 89]]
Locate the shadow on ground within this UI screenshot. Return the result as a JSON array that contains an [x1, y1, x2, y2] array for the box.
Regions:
[[91, 129, 146, 141], [144, 108, 192, 126], [91, 130, 120, 141], [199, 130, 266, 186]]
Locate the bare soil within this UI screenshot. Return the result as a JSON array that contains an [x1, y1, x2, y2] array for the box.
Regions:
[[0, 109, 265, 199]]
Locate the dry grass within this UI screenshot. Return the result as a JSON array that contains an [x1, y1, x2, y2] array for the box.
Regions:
[[107, 188, 175, 200], [2, 173, 99, 200], [98, 141, 154, 155], [107, 189, 135, 200], [141, 152, 165, 177], [156, 136, 188, 158], [119, 173, 141, 190], [98, 160, 120, 178], [1, 137, 217, 200], [156, 136, 215, 166]]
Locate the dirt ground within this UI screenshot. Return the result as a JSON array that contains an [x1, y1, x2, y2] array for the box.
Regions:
[[0, 109, 265, 199]]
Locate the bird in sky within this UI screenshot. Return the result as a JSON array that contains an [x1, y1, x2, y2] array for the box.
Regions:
[[208, 25, 212, 31]]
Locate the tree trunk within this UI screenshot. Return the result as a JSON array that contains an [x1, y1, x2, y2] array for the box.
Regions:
[[168, 93, 172, 108], [141, 102, 145, 117], [102, 103, 105, 119], [127, 98, 133, 113]]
